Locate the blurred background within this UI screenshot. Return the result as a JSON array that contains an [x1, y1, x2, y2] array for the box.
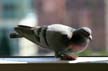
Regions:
[[0, 0, 107, 56]]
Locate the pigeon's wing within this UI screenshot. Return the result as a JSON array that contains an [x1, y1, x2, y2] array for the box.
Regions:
[[48, 24, 76, 39], [14, 25, 42, 47]]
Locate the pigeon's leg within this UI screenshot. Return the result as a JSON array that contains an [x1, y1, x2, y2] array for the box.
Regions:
[[60, 54, 77, 60], [55, 51, 77, 60], [55, 51, 63, 58]]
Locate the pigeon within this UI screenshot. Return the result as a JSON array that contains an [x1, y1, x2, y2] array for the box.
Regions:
[[10, 24, 92, 60]]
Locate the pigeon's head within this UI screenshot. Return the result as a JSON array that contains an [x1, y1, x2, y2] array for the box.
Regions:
[[72, 27, 92, 42], [77, 27, 92, 40], [65, 27, 92, 54]]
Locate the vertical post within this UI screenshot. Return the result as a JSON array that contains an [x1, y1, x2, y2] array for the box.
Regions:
[[105, 0, 108, 53]]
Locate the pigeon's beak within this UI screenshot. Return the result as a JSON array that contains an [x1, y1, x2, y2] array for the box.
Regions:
[[89, 35, 92, 40]]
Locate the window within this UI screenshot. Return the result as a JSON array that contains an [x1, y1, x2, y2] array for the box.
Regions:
[[2, 3, 17, 19]]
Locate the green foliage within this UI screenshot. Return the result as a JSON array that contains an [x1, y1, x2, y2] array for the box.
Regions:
[[78, 49, 108, 56], [78, 49, 93, 56]]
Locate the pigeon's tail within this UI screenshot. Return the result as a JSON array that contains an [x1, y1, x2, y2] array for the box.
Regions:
[[10, 25, 33, 38], [10, 32, 22, 38], [10, 25, 42, 46]]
